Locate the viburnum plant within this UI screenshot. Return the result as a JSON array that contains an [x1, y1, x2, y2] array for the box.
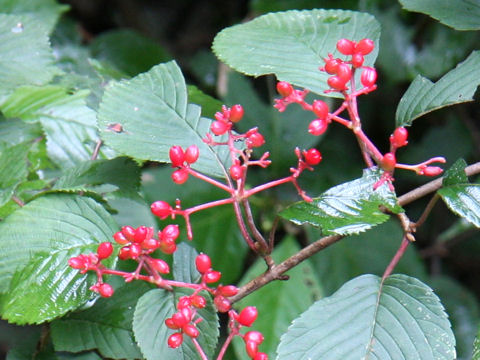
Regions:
[[1, 3, 480, 360]]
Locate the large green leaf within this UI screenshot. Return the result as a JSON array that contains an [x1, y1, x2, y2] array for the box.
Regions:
[[212, 9, 380, 97], [399, 0, 480, 31], [173, 242, 201, 284], [438, 184, 480, 228], [0, 194, 118, 324], [133, 288, 219, 360], [1, 86, 114, 168], [276, 274, 455, 360], [0, 14, 61, 93], [0, 142, 31, 206], [280, 168, 403, 235], [232, 237, 323, 360], [396, 51, 480, 127], [97, 61, 236, 178], [51, 282, 150, 359]]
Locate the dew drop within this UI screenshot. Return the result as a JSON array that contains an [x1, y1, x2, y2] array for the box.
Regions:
[[134, 106, 139, 111], [11, 22, 24, 33]]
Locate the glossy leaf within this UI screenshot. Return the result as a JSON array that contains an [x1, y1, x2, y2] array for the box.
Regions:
[[0, 14, 61, 93], [438, 184, 480, 228], [133, 288, 219, 360], [443, 158, 468, 186], [1, 86, 114, 168], [0, 142, 31, 207], [396, 51, 480, 127], [277, 274, 455, 360], [280, 168, 403, 235], [51, 282, 150, 359], [232, 237, 323, 360], [399, 0, 480, 31], [213, 9, 380, 97], [0, 194, 118, 324], [97, 61, 237, 178], [173, 242, 201, 284]]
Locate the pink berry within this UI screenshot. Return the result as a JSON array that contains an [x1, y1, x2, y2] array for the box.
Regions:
[[390, 127, 408, 148], [219, 285, 239, 297], [165, 318, 179, 329], [304, 148, 322, 166], [184, 145, 200, 164], [113, 231, 129, 245], [336, 63, 352, 83], [142, 238, 159, 250], [312, 100, 328, 119], [246, 132, 265, 148], [327, 76, 347, 91], [245, 340, 258, 358], [360, 67, 377, 87], [254, 353, 268, 360], [195, 253, 211, 274], [214, 295, 231, 312], [351, 53, 364, 68], [121, 225, 136, 242], [238, 306, 258, 327], [159, 239, 177, 254], [382, 153, 396, 172], [183, 324, 200, 338], [97, 242, 113, 260], [324, 57, 341, 74], [308, 119, 328, 136], [98, 283, 114, 298], [150, 258, 170, 274], [168, 333, 183, 348], [210, 120, 229, 136], [336, 38, 355, 55], [191, 295, 207, 309], [162, 224, 180, 242], [276, 81, 293, 97], [244, 331, 264, 344], [118, 246, 131, 260], [204, 270, 221, 283], [150, 200, 172, 220], [172, 312, 189, 327], [172, 169, 189, 184], [355, 38, 375, 55], [134, 226, 149, 243], [422, 166, 443, 176], [230, 164, 245, 181], [129, 243, 142, 258], [68, 257, 85, 269], [169, 146, 185, 167], [230, 104, 244, 123]]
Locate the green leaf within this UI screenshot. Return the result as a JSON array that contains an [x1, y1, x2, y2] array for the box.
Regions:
[[443, 158, 468, 186], [0, 0, 69, 34], [0, 194, 118, 324], [396, 51, 480, 127], [474, 330, 480, 360], [232, 237, 323, 360], [98, 61, 237, 178], [1, 86, 114, 168], [51, 282, 150, 360], [173, 242, 201, 284], [187, 85, 223, 119], [399, 0, 480, 31], [0, 119, 42, 146], [0, 142, 31, 206], [0, 14, 61, 93], [280, 168, 402, 235], [276, 274, 455, 360], [133, 288, 219, 360], [212, 9, 380, 97], [438, 184, 480, 228], [90, 29, 171, 77]]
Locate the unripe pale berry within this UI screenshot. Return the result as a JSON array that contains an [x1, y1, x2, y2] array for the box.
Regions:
[[169, 146, 185, 167], [230, 164, 245, 181], [238, 306, 258, 327], [308, 119, 328, 136], [276, 81, 293, 97], [184, 145, 199, 164], [312, 100, 329, 120], [172, 169, 189, 184], [195, 253, 211, 274], [98, 283, 114, 298], [355, 38, 375, 55], [230, 104, 244, 123], [390, 127, 408, 148], [360, 67, 377, 87], [150, 258, 170, 274], [168, 333, 183, 348], [382, 152, 396, 172], [150, 200, 172, 220], [97, 242, 113, 260], [210, 120, 229, 136], [304, 148, 322, 166], [336, 38, 355, 55]]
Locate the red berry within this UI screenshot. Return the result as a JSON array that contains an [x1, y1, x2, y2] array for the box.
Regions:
[[113, 231, 129, 245], [355, 38, 375, 55], [214, 295, 231, 312], [336, 63, 352, 83], [390, 127, 408, 148], [204, 270, 221, 283], [168, 333, 183, 348], [210, 120, 229, 136], [97, 242, 113, 260], [244, 331, 264, 345], [308, 119, 328, 136], [360, 67, 377, 87], [195, 253, 211, 274], [304, 148, 322, 166], [382, 152, 396, 172], [238, 306, 258, 327], [191, 295, 207, 308], [230, 164, 245, 181], [336, 38, 355, 55], [254, 353, 268, 360], [159, 239, 177, 254], [121, 225, 136, 242], [312, 100, 329, 119], [98, 283, 114, 298], [183, 324, 199, 338], [246, 132, 265, 148], [118, 246, 131, 260], [219, 285, 239, 297], [162, 224, 180, 242], [230, 104, 244, 123], [245, 340, 258, 358], [142, 238, 159, 250], [324, 57, 341, 74], [276, 81, 293, 97], [68, 257, 85, 269], [169, 146, 185, 167], [184, 145, 199, 164], [150, 258, 170, 274], [422, 166, 443, 176], [134, 226, 149, 243], [172, 312, 189, 328], [150, 200, 172, 220], [327, 76, 347, 91], [165, 318, 179, 329], [172, 169, 189, 184], [351, 53, 364, 68], [129, 243, 142, 258]]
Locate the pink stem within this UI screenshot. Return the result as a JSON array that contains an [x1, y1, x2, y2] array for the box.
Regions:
[[187, 168, 233, 194], [191, 338, 209, 360], [382, 236, 410, 280], [216, 328, 238, 360]]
